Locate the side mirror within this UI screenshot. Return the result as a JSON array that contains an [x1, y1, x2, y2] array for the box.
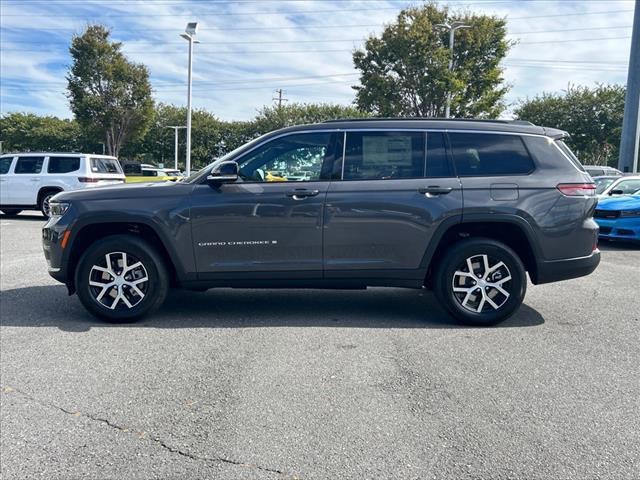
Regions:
[[610, 189, 624, 195], [207, 161, 238, 184]]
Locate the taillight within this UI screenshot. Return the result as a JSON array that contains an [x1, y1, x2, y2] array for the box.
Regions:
[[78, 177, 99, 183], [557, 183, 596, 196]]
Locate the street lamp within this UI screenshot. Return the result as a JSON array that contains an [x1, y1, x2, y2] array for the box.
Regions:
[[180, 22, 199, 176], [436, 21, 471, 118], [166, 126, 186, 171]]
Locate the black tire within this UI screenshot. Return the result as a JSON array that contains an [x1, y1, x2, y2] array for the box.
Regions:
[[434, 238, 527, 326], [75, 234, 169, 323], [1, 209, 22, 217], [39, 190, 61, 218]]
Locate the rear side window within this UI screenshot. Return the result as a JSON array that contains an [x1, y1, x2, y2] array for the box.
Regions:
[[426, 132, 451, 177], [556, 140, 585, 172], [47, 156, 80, 174], [0, 157, 13, 174], [14, 157, 44, 174], [91, 157, 122, 174], [142, 170, 158, 177], [343, 131, 425, 180], [450, 133, 534, 176]]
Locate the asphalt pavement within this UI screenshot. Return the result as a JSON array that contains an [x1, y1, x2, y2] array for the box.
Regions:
[[1, 213, 639, 479]]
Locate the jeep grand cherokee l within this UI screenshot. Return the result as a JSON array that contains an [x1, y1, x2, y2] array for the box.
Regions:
[[42, 119, 600, 325]]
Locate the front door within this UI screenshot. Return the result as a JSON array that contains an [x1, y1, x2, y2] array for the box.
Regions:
[[323, 130, 463, 278], [190, 131, 338, 278]]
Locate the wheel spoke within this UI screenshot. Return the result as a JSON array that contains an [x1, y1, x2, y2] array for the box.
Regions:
[[486, 261, 505, 277], [453, 286, 473, 293], [481, 255, 490, 278], [494, 285, 510, 299], [131, 276, 148, 285], [494, 275, 511, 286], [466, 257, 476, 276], [124, 261, 143, 274], [475, 294, 486, 312], [485, 295, 500, 310], [129, 284, 145, 299], [120, 293, 133, 308], [95, 285, 111, 302], [461, 289, 476, 309]]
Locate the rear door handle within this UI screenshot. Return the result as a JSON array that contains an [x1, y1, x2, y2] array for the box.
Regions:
[[286, 189, 320, 200], [418, 186, 453, 195]]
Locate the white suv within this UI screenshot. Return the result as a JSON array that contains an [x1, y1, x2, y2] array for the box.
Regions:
[[0, 153, 125, 217]]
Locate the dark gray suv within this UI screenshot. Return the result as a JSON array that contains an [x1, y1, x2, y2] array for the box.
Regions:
[[42, 119, 600, 325]]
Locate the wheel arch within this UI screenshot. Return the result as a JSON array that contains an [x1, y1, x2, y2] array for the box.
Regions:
[[37, 186, 64, 206], [422, 215, 541, 286]]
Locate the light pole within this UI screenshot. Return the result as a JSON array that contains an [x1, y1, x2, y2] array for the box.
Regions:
[[436, 21, 470, 118], [180, 22, 199, 177], [166, 126, 186, 171]]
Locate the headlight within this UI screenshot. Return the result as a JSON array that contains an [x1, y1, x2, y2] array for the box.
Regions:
[[620, 209, 640, 217], [49, 202, 70, 217]]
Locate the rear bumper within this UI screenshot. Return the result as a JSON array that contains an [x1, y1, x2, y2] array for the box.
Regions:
[[534, 249, 601, 284]]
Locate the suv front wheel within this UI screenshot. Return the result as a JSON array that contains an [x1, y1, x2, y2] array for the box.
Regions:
[[434, 238, 527, 326], [75, 235, 169, 322]]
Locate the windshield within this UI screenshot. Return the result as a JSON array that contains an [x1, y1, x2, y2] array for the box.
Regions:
[[594, 177, 616, 194], [183, 133, 270, 184], [91, 157, 122, 174]]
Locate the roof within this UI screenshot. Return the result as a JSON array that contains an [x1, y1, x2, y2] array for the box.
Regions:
[[0, 152, 117, 158], [270, 118, 568, 138]]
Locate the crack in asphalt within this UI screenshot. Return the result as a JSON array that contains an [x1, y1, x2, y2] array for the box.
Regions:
[[1, 385, 295, 478]]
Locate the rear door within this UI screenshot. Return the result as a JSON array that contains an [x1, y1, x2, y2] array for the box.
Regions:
[[11, 156, 45, 205], [190, 131, 339, 277], [323, 130, 462, 279]]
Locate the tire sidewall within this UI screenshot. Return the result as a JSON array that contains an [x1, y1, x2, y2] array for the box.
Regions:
[[436, 239, 527, 326], [40, 192, 58, 218], [75, 235, 168, 322]]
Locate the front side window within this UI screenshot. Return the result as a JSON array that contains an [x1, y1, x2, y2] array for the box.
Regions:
[[613, 178, 640, 194], [14, 156, 44, 174], [0, 157, 13, 174], [450, 133, 535, 176], [343, 131, 425, 180], [47, 156, 80, 174], [91, 157, 122, 174], [426, 132, 452, 177], [237, 132, 331, 182]]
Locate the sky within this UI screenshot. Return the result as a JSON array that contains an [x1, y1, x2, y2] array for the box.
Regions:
[[0, 0, 635, 120]]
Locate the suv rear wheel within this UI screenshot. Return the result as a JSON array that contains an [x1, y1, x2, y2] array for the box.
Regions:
[[39, 190, 61, 218], [75, 235, 169, 323], [434, 238, 526, 326]]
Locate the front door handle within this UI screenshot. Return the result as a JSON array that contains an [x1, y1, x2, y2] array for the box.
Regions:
[[418, 186, 453, 195], [286, 189, 320, 200]]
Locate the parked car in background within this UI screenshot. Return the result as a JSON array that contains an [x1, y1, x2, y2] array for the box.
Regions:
[[121, 162, 182, 183], [0, 153, 125, 217], [584, 165, 623, 178], [42, 119, 600, 325], [593, 175, 621, 195], [594, 190, 640, 243], [596, 175, 640, 198]]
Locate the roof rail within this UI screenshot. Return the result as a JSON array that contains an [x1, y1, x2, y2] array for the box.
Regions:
[[322, 117, 535, 126]]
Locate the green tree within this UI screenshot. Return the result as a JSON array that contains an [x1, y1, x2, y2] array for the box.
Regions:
[[252, 102, 368, 133], [353, 2, 511, 118], [67, 25, 154, 157], [0, 112, 88, 153], [514, 84, 626, 166]]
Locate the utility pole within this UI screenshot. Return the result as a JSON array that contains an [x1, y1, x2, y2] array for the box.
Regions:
[[166, 126, 186, 171], [619, 0, 640, 173], [273, 88, 288, 109], [436, 22, 470, 118]]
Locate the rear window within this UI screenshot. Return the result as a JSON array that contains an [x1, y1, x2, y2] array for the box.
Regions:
[[450, 133, 535, 176], [343, 131, 425, 180], [48, 156, 80, 174], [0, 157, 13, 174], [90, 157, 122, 174], [14, 156, 44, 174]]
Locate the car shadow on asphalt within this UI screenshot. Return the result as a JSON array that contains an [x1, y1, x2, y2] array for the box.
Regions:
[[598, 241, 640, 251], [0, 214, 45, 221], [0, 285, 545, 332]]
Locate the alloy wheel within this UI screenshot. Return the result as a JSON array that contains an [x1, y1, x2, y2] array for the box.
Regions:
[[88, 252, 149, 310], [451, 254, 512, 313]]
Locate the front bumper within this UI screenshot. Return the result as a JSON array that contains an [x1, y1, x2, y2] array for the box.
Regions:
[[594, 217, 640, 243], [535, 249, 601, 284], [42, 214, 73, 285]]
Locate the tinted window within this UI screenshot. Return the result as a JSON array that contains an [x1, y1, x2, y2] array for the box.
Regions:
[[426, 132, 451, 177], [343, 131, 425, 180], [47, 156, 80, 174], [237, 132, 331, 182], [585, 167, 604, 177], [0, 157, 13, 174], [450, 133, 534, 176], [91, 157, 122, 173], [14, 157, 44, 174], [556, 140, 585, 171], [142, 169, 158, 177]]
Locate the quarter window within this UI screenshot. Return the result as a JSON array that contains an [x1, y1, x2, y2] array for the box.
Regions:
[[14, 157, 44, 174], [47, 156, 80, 174], [450, 133, 534, 176], [237, 132, 331, 182], [0, 157, 13, 174], [343, 131, 425, 180], [91, 157, 122, 173]]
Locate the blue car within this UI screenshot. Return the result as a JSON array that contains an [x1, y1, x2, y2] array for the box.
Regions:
[[594, 190, 640, 243]]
